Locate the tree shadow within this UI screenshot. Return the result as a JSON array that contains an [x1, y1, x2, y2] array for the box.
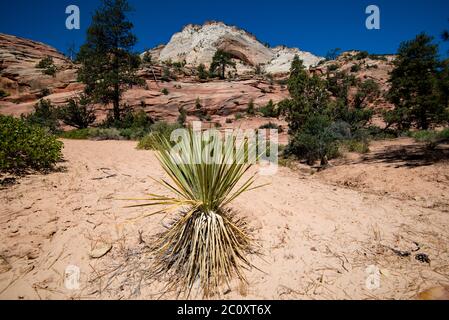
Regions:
[[360, 143, 449, 168]]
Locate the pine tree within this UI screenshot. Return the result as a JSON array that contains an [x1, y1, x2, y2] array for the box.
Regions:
[[77, 0, 142, 122], [209, 50, 236, 79], [386, 33, 443, 130]]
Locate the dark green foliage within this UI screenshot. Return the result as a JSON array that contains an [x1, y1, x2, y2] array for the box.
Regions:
[[142, 51, 152, 65], [325, 48, 341, 61], [36, 56, 57, 76], [327, 64, 339, 72], [161, 88, 169, 95], [23, 99, 60, 133], [0, 115, 63, 173], [58, 95, 96, 129], [39, 88, 51, 98], [259, 100, 279, 118], [355, 51, 369, 60], [178, 106, 187, 126], [161, 66, 175, 82], [197, 63, 208, 80], [350, 64, 361, 73], [77, 0, 143, 122], [286, 114, 339, 165], [0, 89, 10, 99], [209, 50, 236, 79], [246, 99, 255, 115], [409, 128, 449, 149], [195, 98, 208, 120], [385, 33, 445, 130]]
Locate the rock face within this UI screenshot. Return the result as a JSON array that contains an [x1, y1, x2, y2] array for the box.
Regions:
[[0, 27, 394, 125], [148, 21, 323, 74], [0, 33, 78, 101]]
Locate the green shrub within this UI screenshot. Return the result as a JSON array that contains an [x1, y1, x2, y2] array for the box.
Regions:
[[137, 122, 183, 150], [23, 99, 60, 133], [286, 114, 339, 165], [225, 118, 233, 124], [197, 64, 208, 80], [58, 95, 96, 129], [234, 113, 243, 120], [341, 139, 370, 154], [59, 128, 92, 140], [36, 56, 57, 77], [88, 128, 123, 140], [247, 99, 255, 115], [0, 115, 63, 173], [355, 51, 369, 60], [410, 128, 449, 149], [350, 64, 361, 73], [259, 100, 279, 118], [0, 89, 10, 99], [327, 64, 339, 72], [161, 88, 169, 95]]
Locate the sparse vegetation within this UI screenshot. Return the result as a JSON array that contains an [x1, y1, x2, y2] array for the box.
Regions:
[[36, 56, 57, 76], [177, 106, 187, 126], [161, 88, 169, 95], [246, 99, 255, 115], [0, 89, 10, 99], [259, 100, 279, 118]]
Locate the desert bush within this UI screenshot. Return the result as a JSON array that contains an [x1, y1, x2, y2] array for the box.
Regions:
[[137, 122, 183, 150], [161, 88, 169, 95], [129, 129, 260, 297], [327, 64, 339, 72], [58, 95, 96, 129], [23, 99, 60, 133], [178, 106, 187, 126], [355, 51, 369, 60], [88, 128, 123, 140], [234, 113, 243, 120], [225, 118, 232, 124], [259, 100, 279, 118], [246, 99, 255, 115], [59, 128, 93, 140], [197, 64, 208, 80], [286, 114, 339, 165], [0, 89, 9, 99], [350, 64, 361, 73], [410, 128, 449, 149], [36, 56, 57, 76], [340, 139, 370, 154], [0, 115, 63, 173]]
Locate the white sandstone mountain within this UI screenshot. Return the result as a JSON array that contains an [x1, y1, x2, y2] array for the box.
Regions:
[[145, 21, 323, 74]]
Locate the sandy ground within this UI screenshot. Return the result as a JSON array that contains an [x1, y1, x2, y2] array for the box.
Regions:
[[1, 139, 449, 300]]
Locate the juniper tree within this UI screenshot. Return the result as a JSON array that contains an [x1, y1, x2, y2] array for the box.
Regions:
[[386, 33, 443, 130], [210, 50, 236, 79]]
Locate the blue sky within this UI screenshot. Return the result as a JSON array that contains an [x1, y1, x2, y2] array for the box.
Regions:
[[1, 0, 448, 58]]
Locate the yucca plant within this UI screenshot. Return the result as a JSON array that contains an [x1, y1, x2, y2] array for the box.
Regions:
[[129, 128, 265, 297]]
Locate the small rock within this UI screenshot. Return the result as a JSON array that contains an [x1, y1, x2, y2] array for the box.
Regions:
[[417, 286, 449, 300], [89, 242, 112, 259], [415, 253, 431, 264], [0, 256, 12, 273]]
